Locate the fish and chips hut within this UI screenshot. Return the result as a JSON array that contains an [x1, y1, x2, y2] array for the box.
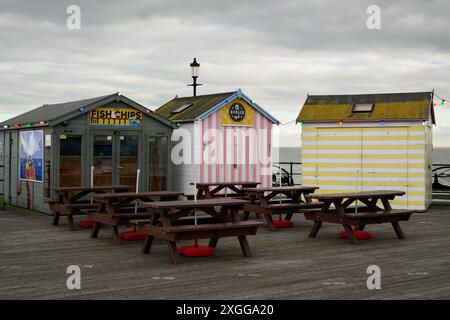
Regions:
[[0, 93, 175, 213]]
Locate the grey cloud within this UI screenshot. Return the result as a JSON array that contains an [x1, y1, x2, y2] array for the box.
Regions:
[[1, 0, 450, 146]]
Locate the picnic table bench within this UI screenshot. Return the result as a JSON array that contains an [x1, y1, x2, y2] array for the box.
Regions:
[[304, 190, 415, 244], [88, 191, 183, 245], [49, 185, 130, 230], [192, 181, 260, 199], [136, 198, 263, 264], [242, 186, 322, 229]]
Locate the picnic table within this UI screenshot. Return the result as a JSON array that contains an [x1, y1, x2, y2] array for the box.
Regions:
[[136, 198, 263, 264], [304, 190, 414, 244], [193, 181, 260, 199], [49, 185, 131, 230], [242, 186, 322, 229], [88, 191, 183, 245]]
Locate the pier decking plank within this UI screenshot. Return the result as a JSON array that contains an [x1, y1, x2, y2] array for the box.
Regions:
[[0, 205, 449, 299]]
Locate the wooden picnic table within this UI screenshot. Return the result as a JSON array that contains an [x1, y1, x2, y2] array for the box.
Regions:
[[194, 181, 260, 199], [304, 190, 414, 244], [49, 185, 131, 230], [136, 198, 263, 264], [242, 186, 322, 228], [88, 191, 183, 245]]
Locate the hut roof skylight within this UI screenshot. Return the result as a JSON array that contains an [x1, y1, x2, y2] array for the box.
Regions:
[[352, 103, 374, 113], [171, 103, 193, 114]]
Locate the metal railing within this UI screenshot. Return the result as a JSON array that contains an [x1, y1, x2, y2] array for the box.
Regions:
[[272, 161, 302, 186]]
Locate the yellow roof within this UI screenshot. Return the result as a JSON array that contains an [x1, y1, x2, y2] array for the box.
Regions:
[[297, 92, 435, 124]]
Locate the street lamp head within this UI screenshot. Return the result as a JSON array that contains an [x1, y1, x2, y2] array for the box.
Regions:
[[187, 57, 202, 96], [190, 57, 200, 78]]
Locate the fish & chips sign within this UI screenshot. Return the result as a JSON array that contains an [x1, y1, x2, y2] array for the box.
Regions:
[[90, 107, 142, 126]]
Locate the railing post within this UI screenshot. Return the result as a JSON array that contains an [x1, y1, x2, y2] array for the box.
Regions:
[[289, 162, 294, 186]]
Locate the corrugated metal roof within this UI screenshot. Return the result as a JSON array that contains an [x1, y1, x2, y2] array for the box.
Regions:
[[155, 91, 236, 122], [0, 93, 117, 127], [297, 91, 435, 124], [0, 93, 176, 129]]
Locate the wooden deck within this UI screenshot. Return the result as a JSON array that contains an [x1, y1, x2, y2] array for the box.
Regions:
[[1, 204, 450, 299]]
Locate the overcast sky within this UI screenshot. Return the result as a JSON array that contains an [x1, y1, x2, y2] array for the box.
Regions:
[[1, 0, 450, 147]]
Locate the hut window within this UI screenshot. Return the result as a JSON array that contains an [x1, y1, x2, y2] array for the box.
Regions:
[[0, 136, 3, 166], [59, 135, 82, 187], [352, 103, 374, 112], [44, 140, 51, 198], [171, 103, 193, 114], [149, 136, 168, 191]]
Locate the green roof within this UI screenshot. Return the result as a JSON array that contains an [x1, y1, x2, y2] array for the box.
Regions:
[[0, 93, 176, 129], [0, 94, 116, 127], [297, 92, 435, 124], [155, 91, 236, 122]]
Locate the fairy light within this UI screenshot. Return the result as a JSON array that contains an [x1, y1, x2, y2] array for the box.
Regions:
[[434, 92, 449, 108]]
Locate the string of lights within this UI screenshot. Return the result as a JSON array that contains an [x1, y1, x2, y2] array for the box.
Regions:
[[4, 93, 449, 129], [433, 92, 449, 107], [279, 119, 297, 126], [276, 91, 450, 127]]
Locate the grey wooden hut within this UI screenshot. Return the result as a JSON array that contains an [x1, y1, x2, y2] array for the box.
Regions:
[[0, 93, 175, 213]]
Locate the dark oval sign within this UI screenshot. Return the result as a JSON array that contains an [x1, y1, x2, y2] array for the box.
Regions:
[[229, 103, 245, 122]]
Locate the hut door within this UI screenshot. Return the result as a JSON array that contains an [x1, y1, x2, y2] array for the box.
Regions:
[[92, 135, 114, 186], [91, 133, 139, 189], [118, 134, 139, 190], [221, 126, 235, 183], [361, 126, 409, 208], [221, 126, 254, 183]]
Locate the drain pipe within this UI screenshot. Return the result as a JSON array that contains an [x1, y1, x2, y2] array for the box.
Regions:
[[7, 133, 12, 203]]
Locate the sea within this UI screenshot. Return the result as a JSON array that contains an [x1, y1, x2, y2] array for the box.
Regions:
[[273, 147, 450, 185], [274, 147, 450, 164]]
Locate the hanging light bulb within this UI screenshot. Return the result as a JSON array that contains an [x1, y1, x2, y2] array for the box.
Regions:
[[442, 100, 445, 106]]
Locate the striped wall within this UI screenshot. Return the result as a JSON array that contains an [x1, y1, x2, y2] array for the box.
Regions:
[[198, 104, 272, 188], [301, 123, 432, 210]]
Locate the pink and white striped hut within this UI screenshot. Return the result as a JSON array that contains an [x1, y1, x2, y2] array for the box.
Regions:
[[156, 89, 279, 195]]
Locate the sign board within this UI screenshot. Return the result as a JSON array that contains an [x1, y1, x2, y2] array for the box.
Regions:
[[45, 134, 52, 147], [229, 103, 246, 122], [90, 108, 142, 126], [220, 99, 254, 126], [19, 130, 44, 182]]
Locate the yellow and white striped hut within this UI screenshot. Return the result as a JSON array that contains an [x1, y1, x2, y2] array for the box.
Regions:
[[297, 92, 435, 211]]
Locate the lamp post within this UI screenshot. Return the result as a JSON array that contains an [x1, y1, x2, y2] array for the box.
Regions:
[[187, 57, 202, 96]]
